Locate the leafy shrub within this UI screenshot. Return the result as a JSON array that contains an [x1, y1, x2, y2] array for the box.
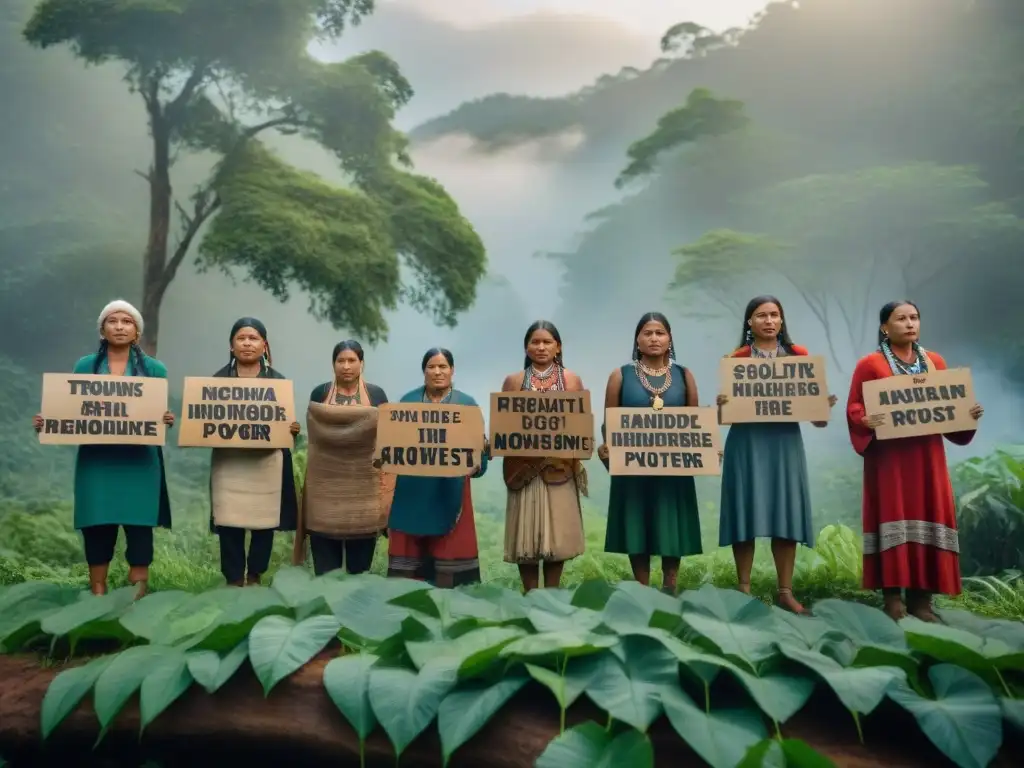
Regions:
[[1, 574, 1021, 767], [953, 446, 1024, 576]]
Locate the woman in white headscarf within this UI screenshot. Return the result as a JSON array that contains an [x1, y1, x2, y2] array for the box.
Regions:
[[33, 300, 175, 597]]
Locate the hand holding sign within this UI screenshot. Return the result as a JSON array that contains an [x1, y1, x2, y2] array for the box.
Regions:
[[861, 368, 979, 440]]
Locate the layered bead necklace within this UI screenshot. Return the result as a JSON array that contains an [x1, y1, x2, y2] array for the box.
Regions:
[[524, 362, 565, 392], [634, 359, 672, 410], [750, 342, 781, 359], [881, 338, 928, 376]]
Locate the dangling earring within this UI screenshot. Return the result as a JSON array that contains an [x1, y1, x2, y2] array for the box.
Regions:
[[745, 328, 753, 345]]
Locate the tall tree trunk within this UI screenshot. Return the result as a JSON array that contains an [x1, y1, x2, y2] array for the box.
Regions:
[[140, 120, 172, 357]]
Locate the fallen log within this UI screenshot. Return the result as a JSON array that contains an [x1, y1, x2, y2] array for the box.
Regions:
[[0, 653, 1018, 767]]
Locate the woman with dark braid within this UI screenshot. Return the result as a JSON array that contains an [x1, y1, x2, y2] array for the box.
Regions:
[[501, 321, 587, 591], [208, 318, 300, 587], [716, 296, 837, 615], [387, 348, 488, 586], [847, 301, 983, 622], [33, 300, 175, 597], [295, 340, 390, 576], [596, 312, 702, 594]]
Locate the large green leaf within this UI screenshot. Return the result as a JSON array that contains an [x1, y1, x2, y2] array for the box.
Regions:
[[526, 593, 603, 634], [535, 721, 654, 768], [190, 587, 291, 651], [901, 616, 1024, 671], [659, 684, 766, 768], [323, 653, 379, 742], [139, 648, 192, 732], [621, 626, 721, 685], [1001, 698, 1024, 734], [771, 608, 841, 650], [0, 581, 80, 652], [570, 580, 615, 610], [437, 675, 528, 764], [40, 655, 115, 740], [367, 661, 459, 757], [499, 630, 617, 661], [887, 664, 1003, 768], [526, 656, 602, 710], [681, 585, 779, 669], [329, 582, 412, 642], [738, 738, 837, 767], [935, 608, 1024, 651], [40, 587, 138, 647], [778, 643, 903, 715], [119, 590, 193, 642], [583, 637, 679, 731], [406, 625, 526, 678], [270, 566, 321, 608], [811, 600, 907, 649], [600, 582, 681, 633], [248, 614, 342, 695], [186, 639, 250, 694], [430, 587, 528, 628], [92, 645, 169, 736]]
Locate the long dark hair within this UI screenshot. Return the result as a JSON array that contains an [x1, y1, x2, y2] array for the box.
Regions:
[[523, 320, 564, 369], [738, 295, 795, 352], [332, 339, 364, 362], [877, 300, 921, 346], [422, 347, 454, 371], [93, 339, 147, 375], [632, 311, 676, 361]]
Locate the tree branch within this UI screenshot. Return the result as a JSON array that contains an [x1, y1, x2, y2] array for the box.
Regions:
[[788, 278, 846, 373], [161, 190, 221, 294], [165, 64, 209, 124]]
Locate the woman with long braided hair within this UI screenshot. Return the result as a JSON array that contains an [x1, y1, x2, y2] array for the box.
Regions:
[[847, 301, 983, 622], [500, 320, 587, 591], [596, 312, 702, 593], [32, 300, 175, 597], [208, 317, 300, 586], [717, 296, 837, 615]]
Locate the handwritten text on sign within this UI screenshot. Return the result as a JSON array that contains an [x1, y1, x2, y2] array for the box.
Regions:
[[862, 367, 977, 440], [489, 391, 594, 459], [374, 403, 485, 476], [178, 377, 296, 448], [38, 373, 168, 446], [606, 407, 721, 476], [719, 355, 831, 423]]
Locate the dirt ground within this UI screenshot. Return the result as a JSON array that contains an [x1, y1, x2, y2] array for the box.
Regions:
[[0, 652, 1019, 767]]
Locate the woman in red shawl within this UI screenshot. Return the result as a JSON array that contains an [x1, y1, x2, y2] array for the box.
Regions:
[[846, 301, 983, 622]]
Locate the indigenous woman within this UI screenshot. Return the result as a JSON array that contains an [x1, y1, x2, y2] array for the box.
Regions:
[[33, 300, 175, 597], [717, 296, 837, 615], [386, 348, 488, 586], [208, 318, 300, 587], [847, 301, 983, 622], [597, 312, 701, 593], [501, 320, 587, 591], [295, 340, 391, 576]]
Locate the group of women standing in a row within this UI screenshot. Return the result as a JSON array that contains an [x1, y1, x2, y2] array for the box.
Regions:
[[37, 295, 982, 623]]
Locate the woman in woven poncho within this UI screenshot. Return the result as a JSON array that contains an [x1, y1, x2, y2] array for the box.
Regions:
[[208, 317, 300, 586]]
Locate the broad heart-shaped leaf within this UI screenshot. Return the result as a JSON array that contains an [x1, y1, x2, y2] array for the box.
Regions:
[[323, 653, 379, 742], [40, 586, 137, 641], [139, 648, 192, 733], [186, 639, 250, 694], [526, 590, 604, 633], [901, 616, 1024, 671], [1001, 698, 1024, 734], [583, 636, 679, 731], [771, 607, 841, 650], [887, 664, 1003, 768], [535, 721, 654, 768], [778, 642, 904, 715], [659, 684, 767, 768], [621, 626, 721, 685], [526, 655, 603, 709], [499, 630, 618, 661], [406, 625, 526, 678], [681, 585, 779, 669], [936, 608, 1024, 651], [437, 675, 528, 764], [329, 582, 412, 644], [270, 566, 319, 608], [0, 581, 80, 651], [188, 587, 290, 652], [738, 738, 836, 767], [430, 586, 528, 628], [92, 645, 171, 735], [570, 580, 615, 611], [368, 661, 459, 757], [248, 615, 341, 695], [600, 582, 681, 634], [40, 655, 115, 740], [811, 599, 907, 650], [119, 590, 193, 642]]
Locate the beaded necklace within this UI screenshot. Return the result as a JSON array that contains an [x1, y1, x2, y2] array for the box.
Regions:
[[328, 379, 361, 405], [522, 363, 565, 392], [634, 359, 672, 410], [880, 338, 928, 376], [750, 341, 781, 359]]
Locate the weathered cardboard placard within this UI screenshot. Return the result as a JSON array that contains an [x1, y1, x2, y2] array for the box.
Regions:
[[374, 403, 486, 476], [489, 391, 594, 459], [178, 377, 296, 449], [606, 406, 721, 476], [38, 373, 168, 446], [862, 367, 977, 440], [719, 354, 831, 424]]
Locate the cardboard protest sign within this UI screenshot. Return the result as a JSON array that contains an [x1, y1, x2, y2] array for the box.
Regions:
[[177, 377, 296, 449], [38, 373, 168, 446], [489, 391, 594, 459], [862, 367, 977, 440], [719, 355, 831, 424], [606, 407, 721, 476], [374, 403, 486, 476]]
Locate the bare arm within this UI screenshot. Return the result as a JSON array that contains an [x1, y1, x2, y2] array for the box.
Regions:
[[598, 369, 622, 465], [501, 372, 522, 392], [683, 367, 699, 407]]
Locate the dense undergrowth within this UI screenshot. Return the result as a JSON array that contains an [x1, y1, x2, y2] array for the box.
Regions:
[[1, 572, 1022, 768]]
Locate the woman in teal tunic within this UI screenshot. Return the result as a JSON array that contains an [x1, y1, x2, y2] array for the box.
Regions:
[[33, 300, 175, 597], [717, 295, 837, 614], [386, 348, 489, 586], [598, 312, 702, 594]]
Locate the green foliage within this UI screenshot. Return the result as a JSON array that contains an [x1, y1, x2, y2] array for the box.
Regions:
[[3, 574, 1022, 766], [953, 447, 1024, 576]]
